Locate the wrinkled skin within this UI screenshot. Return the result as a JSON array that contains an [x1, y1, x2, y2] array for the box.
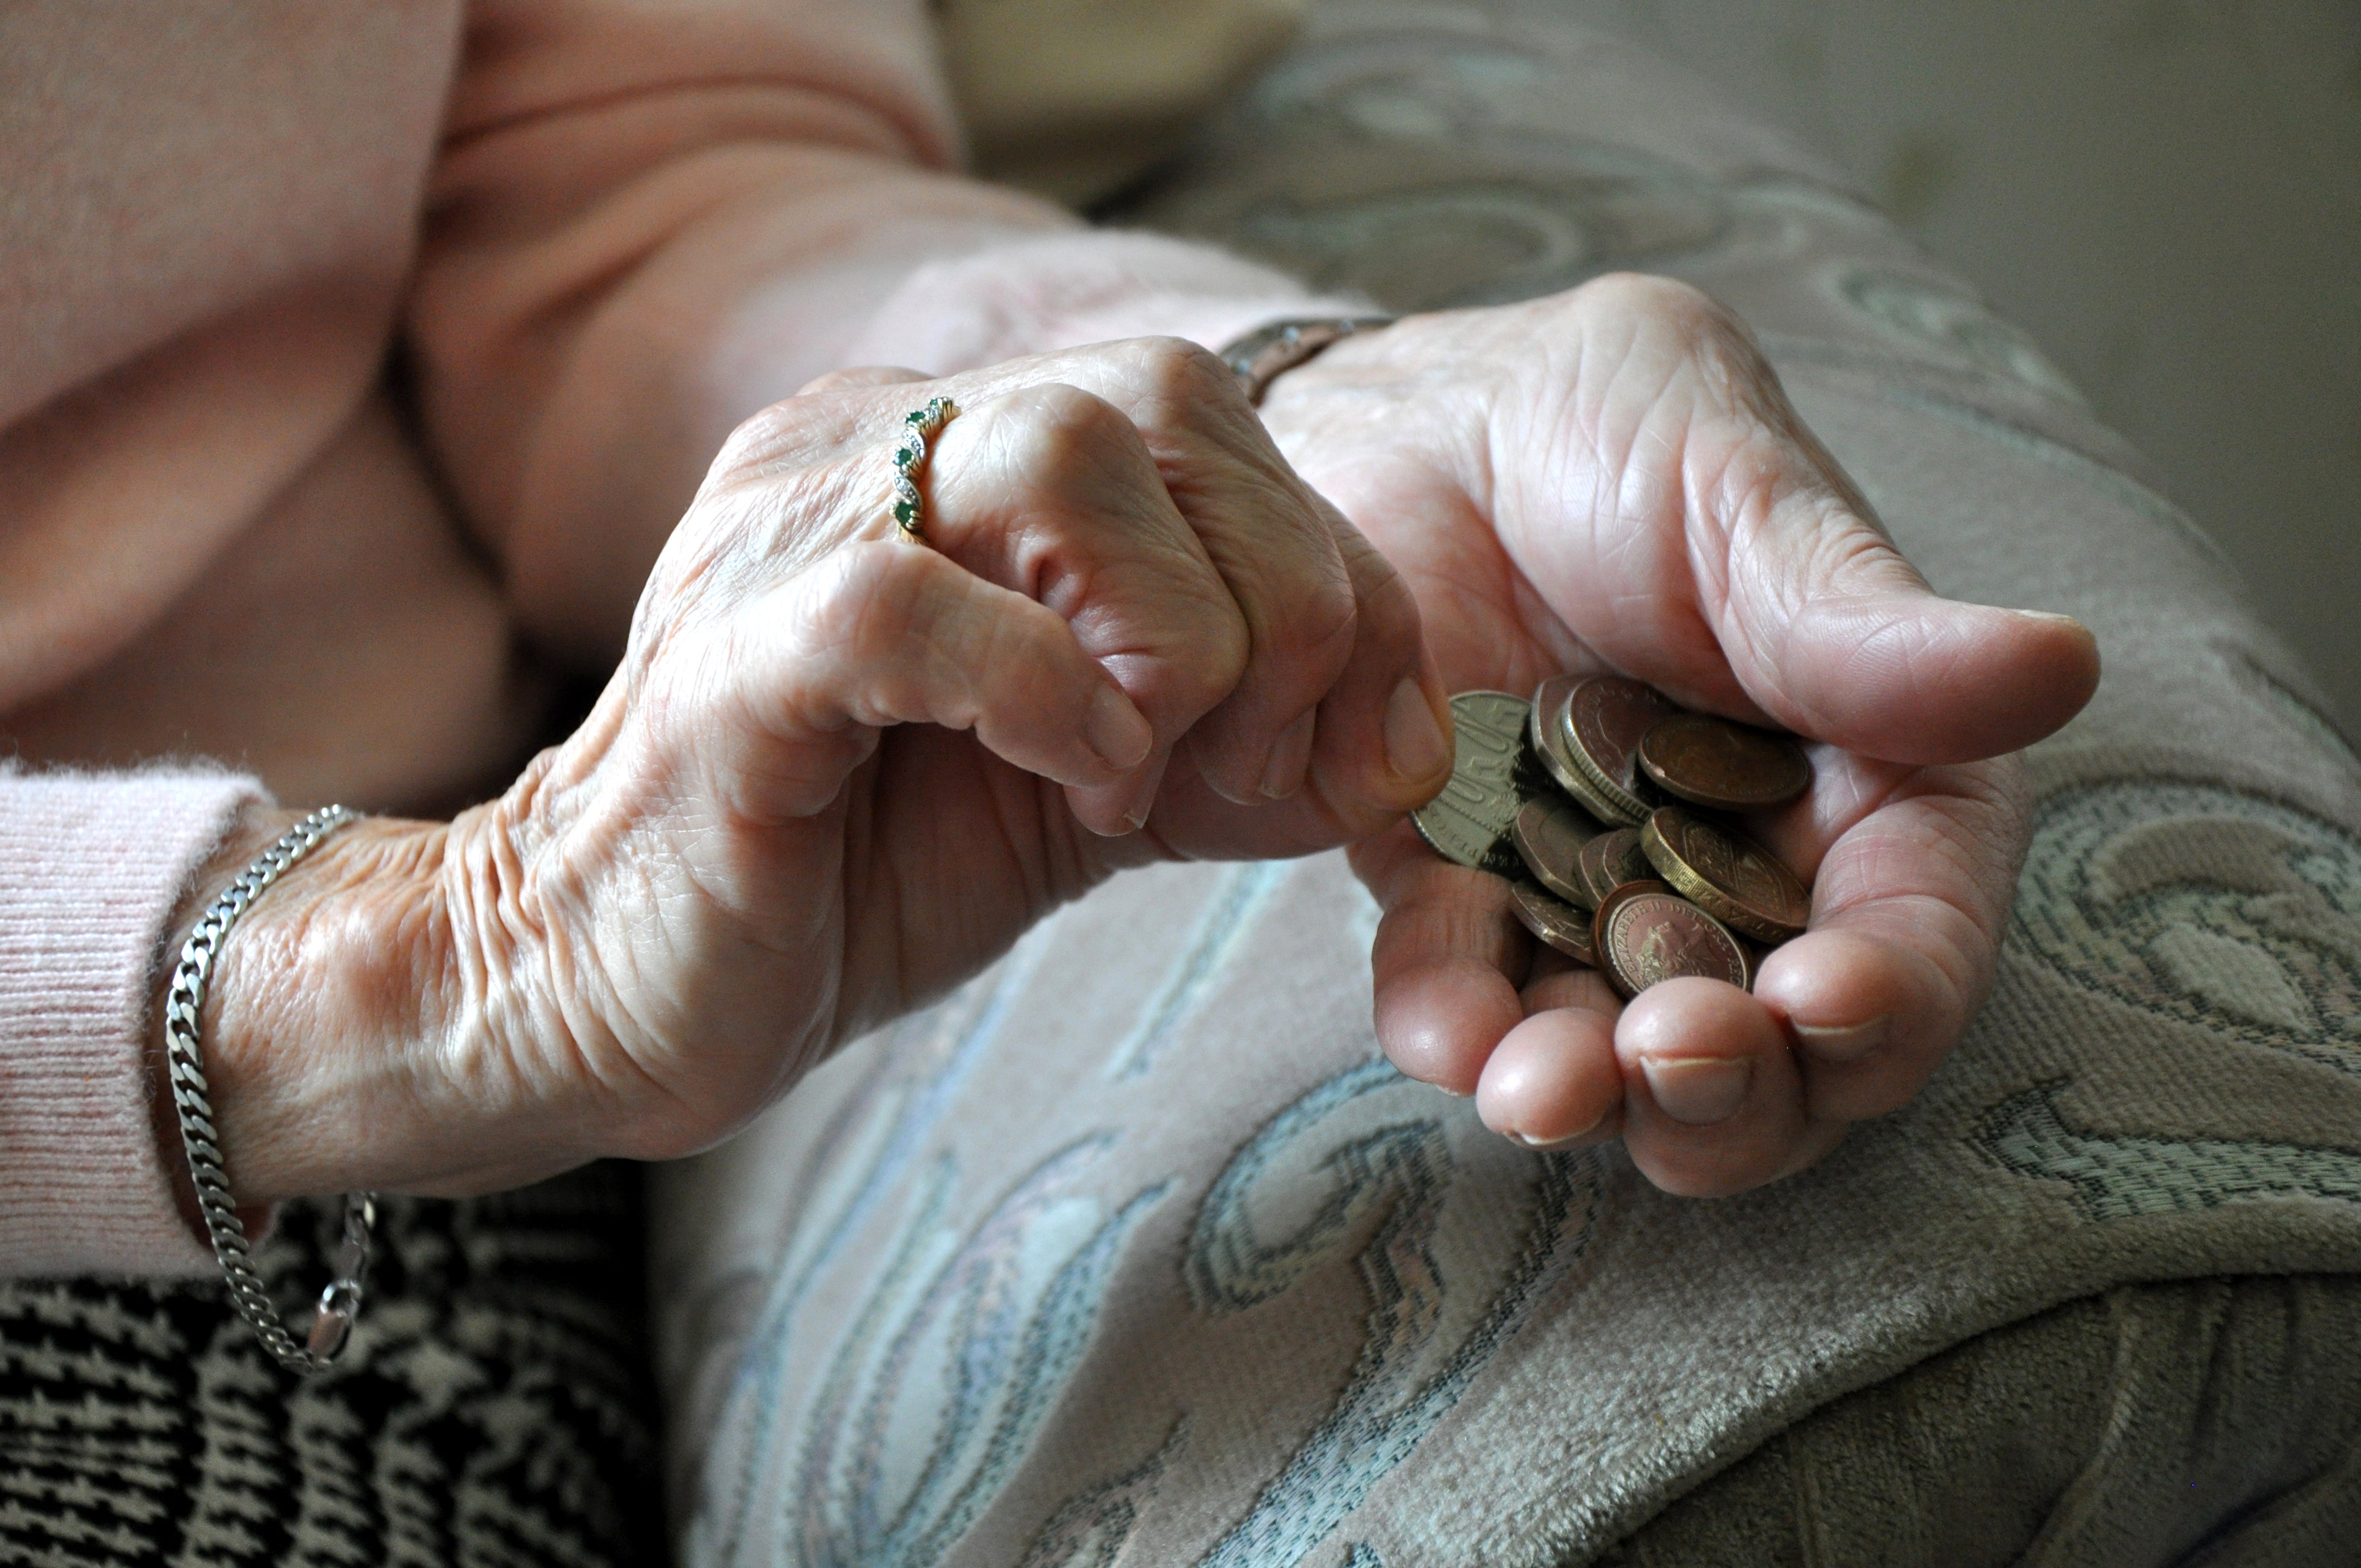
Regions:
[[1257, 275, 2099, 1195], [206, 276, 2096, 1210], [207, 336, 1453, 1202]]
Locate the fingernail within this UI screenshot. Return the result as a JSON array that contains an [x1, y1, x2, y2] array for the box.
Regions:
[[2018, 609, 2090, 630], [1515, 1109, 1606, 1150], [1384, 677, 1450, 785], [1793, 1016, 1889, 1063], [1641, 1055, 1753, 1125], [1108, 753, 1169, 834], [1259, 709, 1318, 799], [1086, 684, 1153, 770], [1082, 804, 1150, 839]]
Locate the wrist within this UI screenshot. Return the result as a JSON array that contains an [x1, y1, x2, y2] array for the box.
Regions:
[[152, 807, 571, 1211]]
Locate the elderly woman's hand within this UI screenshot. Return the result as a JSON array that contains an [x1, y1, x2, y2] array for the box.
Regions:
[[189, 337, 1451, 1204], [1255, 275, 2103, 1196]]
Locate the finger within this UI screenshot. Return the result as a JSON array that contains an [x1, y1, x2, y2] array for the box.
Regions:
[[1500, 275, 2101, 765], [1749, 752, 2030, 1123], [1302, 513, 1455, 824], [1351, 822, 1525, 1096], [969, 339, 1373, 807], [1655, 276, 2099, 764], [699, 540, 1152, 833], [1476, 965, 1626, 1150], [922, 381, 1250, 832], [1149, 510, 1455, 858], [1613, 977, 1846, 1197]]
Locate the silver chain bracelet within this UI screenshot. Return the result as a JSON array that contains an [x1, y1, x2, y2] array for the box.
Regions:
[[162, 803, 374, 1375]]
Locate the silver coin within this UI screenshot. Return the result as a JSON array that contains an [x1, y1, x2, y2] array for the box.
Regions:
[[1411, 691, 1535, 878]]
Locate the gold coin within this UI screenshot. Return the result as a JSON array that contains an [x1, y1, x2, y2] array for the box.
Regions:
[[1411, 692, 1535, 879], [1639, 805, 1811, 944], [1510, 880, 1598, 965]]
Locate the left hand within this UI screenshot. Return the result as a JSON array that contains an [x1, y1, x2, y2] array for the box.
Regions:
[[1255, 275, 2102, 1196]]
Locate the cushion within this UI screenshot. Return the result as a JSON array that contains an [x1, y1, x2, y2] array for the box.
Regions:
[[649, 3, 2361, 1565]]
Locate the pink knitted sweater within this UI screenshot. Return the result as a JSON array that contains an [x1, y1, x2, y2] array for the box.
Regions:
[[0, 1, 1329, 1277]]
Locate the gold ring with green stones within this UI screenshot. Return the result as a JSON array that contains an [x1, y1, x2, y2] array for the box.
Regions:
[[889, 395, 957, 541]]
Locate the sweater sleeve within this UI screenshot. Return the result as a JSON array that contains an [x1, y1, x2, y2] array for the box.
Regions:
[[0, 765, 264, 1278], [410, 0, 1345, 670]]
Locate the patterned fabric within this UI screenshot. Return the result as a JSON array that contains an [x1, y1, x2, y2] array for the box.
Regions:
[[1597, 1275, 2361, 1567], [651, 3, 2361, 1565], [0, 1166, 663, 1567]]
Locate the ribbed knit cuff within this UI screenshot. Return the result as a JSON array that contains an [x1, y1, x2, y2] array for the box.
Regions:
[[0, 765, 266, 1278], [837, 227, 1369, 374]]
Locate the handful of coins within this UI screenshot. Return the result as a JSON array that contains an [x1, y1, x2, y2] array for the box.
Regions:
[[1409, 677, 1816, 1000]]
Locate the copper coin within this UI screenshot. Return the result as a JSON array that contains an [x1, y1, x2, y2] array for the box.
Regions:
[[1640, 805, 1811, 944], [1564, 676, 1683, 824], [1528, 676, 1633, 826], [1510, 881, 1598, 966], [1575, 826, 1652, 910], [1592, 881, 1753, 999], [1411, 692, 1536, 878], [1512, 793, 1600, 906], [1635, 712, 1811, 810]]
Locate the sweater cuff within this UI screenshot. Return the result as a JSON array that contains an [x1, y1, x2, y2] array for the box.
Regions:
[[1, 766, 266, 1278], [837, 227, 1369, 373]]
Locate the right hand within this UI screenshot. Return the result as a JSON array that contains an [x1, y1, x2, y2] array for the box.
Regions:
[[191, 337, 1454, 1204]]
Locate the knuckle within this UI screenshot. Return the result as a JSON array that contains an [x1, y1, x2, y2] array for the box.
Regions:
[[992, 383, 1143, 485], [712, 398, 812, 475], [1123, 335, 1238, 409], [1580, 273, 1783, 423], [1257, 565, 1358, 671], [1580, 272, 1756, 350], [1346, 542, 1423, 650], [797, 541, 939, 663]]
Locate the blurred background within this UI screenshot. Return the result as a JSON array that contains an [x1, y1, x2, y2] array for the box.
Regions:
[[957, 0, 2360, 727], [1554, 0, 2361, 729]]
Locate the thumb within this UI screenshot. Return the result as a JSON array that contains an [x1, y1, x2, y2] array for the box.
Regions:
[[1668, 303, 2101, 766], [1711, 450, 2100, 766], [1755, 583, 2099, 766]]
